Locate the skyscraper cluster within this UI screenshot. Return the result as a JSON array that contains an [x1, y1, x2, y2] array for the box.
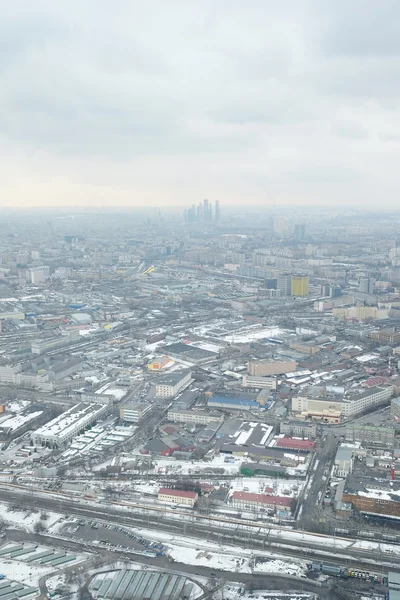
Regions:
[[184, 200, 221, 224]]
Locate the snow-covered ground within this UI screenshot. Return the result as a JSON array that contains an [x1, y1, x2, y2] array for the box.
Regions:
[[1, 504, 62, 532], [169, 545, 250, 572], [223, 327, 286, 344], [0, 559, 52, 587], [253, 559, 305, 577]]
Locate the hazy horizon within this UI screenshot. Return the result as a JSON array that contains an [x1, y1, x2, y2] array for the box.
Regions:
[[1, 1, 400, 208]]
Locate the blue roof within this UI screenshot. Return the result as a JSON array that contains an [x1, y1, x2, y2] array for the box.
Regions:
[[209, 396, 260, 408]]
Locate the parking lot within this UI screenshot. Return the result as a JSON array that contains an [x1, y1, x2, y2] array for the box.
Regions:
[[60, 520, 165, 555]]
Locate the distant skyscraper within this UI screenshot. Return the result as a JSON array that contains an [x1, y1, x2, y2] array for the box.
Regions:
[[294, 223, 306, 241], [203, 199, 209, 222], [359, 277, 375, 295], [215, 200, 220, 223], [291, 275, 309, 297], [277, 273, 292, 297]]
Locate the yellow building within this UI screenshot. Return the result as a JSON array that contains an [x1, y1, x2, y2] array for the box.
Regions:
[[291, 275, 309, 297]]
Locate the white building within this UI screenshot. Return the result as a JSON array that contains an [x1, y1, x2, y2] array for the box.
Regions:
[[342, 385, 394, 419], [242, 374, 277, 390], [155, 372, 192, 398], [158, 488, 198, 507], [31, 402, 107, 449], [120, 403, 153, 423], [167, 409, 223, 426], [29, 266, 50, 284]]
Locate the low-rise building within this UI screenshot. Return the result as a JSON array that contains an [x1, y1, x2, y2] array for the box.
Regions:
[[248, 359, 296, 377], [343, 476, 400, 517], [291, 396, 342, 423], [120, 403, 153, 423], [280, 420, 317, 438], [335, 447, 353, 478], [31, 402, 108, 449], [167, 409, 223, 426], [48, 358, 82, 381], [344, 424, 395, 448], [242, 374, 277, 390], [155, 371, 192, 398], [158, 487, 198, 507], [342, 385, 394, 418], [272, 437, 315, 452], [231, 491, 292, 513], [391, 397, 400, 420]]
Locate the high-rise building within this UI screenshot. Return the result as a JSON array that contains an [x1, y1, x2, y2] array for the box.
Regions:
[[291, 274, 309, 297], [330, 286, 342, 298], [203, 199, 209, 222], [277, 273, 292, 297], [294, 223, 306, 241], [359, 277, 375, 295], [29, 266, 50, 285], [322, 283, 331, 297], [215, 200, 220, 223]]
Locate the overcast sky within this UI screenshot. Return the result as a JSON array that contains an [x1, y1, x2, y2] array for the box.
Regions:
[[1, 0, 400, 209]]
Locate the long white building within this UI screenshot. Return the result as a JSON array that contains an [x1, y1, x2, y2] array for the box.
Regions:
[[31, 402, 108, 449]]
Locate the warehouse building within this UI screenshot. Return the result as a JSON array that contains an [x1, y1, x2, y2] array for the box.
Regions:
[[31, 402, 108, 449], [248, 359, 296, 377], [208, 391, 271, 410], [343, 476, 400, 518]]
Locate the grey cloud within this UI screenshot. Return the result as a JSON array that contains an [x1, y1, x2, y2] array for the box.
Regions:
[[319, 0, 400, 57], [0, 0, 400, 206]]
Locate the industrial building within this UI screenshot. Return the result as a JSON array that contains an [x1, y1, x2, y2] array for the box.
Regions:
[[342, 476, 400, 518], [31, 402, 108, 449], [48, 357, 82, 381], [155, 371, 192, 398], [248, 359, 296, 377], [242, 374, 277, 389], [208, 391, 267, 410], [158, 488, 198, 507], [120, 403, 153, 423], [230, 491, 292, 513], [167, 409, 223, 426]]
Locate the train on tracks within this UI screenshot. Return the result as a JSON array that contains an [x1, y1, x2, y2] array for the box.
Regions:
[[309, 562, 387, 584]]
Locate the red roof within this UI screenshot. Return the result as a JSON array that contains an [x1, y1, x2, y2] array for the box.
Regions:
[[232, 491, 292, 507], [276, 437, 315, 451], [158, 487, 197, 499]]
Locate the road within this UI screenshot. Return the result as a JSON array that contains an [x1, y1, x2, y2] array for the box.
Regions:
[[6, 529, 340, 600], [298, 433, 338, 529]]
